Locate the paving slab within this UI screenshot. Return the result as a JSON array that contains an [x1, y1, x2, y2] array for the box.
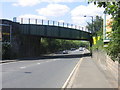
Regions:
[[67, 57, 118, 88]]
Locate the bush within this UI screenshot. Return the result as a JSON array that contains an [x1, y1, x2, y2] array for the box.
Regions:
[[2, 42, 11, 59]]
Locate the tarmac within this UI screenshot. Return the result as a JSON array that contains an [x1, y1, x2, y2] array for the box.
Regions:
[[0, 53, 119, 89], [0, 60, 17, 63]]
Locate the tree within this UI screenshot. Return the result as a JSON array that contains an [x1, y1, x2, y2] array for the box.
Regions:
[[88, 1, 120, 62], [86, 16, 104, 50], [86, 16, 103, 35], [40, 38, 89, 54]]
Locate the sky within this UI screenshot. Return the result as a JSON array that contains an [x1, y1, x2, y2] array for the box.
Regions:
[[0, 0, 105, 28]]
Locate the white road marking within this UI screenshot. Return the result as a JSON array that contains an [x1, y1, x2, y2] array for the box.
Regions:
[[62, 58, 83, 88], [20, 66, 26, 69], [44, 59, 59, 63]]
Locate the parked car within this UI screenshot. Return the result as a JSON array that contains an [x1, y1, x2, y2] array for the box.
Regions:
[[62, 50, 68, 54]]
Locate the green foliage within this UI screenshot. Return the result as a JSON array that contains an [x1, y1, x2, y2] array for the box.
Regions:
[[40, 38, 89, 54], [92, 27, 104, 50], [88, 1, 119, 18], [107, 21, 120, 61], [89, 1, 120, 62], [86, 15, 104, 50], [86, 16, 103, 35], [92, 39, 104, 50], [79, 41, 89, 48], [2, 42, 11, 59]]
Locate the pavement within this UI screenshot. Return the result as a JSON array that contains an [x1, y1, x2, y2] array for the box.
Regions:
[[66, 56, 119, 89]]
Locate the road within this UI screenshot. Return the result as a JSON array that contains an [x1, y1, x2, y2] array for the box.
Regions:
[[2, 49, 83, 88]]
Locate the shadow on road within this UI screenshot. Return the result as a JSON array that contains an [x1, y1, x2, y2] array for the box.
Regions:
[[17, 53, 91, 61]]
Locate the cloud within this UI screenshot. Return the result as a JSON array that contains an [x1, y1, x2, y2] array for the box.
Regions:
[[0, 3, 2, 19], [71, 17, 87, 26], [59, 20, 65, 22], [13, 0, 40, 7], [36, 4, 70, 17], [12, 0, 86, 7], [40, 0, 86, 3], [71, 3, 105, 26]]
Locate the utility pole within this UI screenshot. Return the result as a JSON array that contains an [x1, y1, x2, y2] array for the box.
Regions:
[[84, 15, 94, 33], [84, 15, 94, 57]]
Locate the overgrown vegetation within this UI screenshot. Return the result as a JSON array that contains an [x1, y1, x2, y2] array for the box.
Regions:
[[2, 42, 11, 59], [88, 1, 120, 62], [86, 16, 103, 34], [2, 38, 89, 59], [40, 38, 89, 54], [86, 16, 104, 50]]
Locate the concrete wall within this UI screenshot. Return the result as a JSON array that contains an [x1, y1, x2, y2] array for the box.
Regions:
[[93, 50, 118, 80], [18, 35, 42, 58]]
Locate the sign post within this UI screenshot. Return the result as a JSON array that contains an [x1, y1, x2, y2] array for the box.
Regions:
[[103, 13, 112, 47]]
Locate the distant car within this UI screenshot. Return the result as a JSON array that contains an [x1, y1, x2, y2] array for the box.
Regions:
[[79, 47, 83, 51], [62, 50, 68, 54]]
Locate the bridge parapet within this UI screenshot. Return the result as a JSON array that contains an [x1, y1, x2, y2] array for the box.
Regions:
[[1, 18, 92, 41], [15, 17, 90, 33], [20, 23, 92, 41]]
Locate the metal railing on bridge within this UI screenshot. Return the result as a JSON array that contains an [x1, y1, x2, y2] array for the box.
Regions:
[[13, 17, 91, 33]]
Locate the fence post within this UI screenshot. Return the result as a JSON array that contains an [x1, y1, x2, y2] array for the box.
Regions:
[[21, 18, 23, 24], [48, 20, 49, 25], [58, 22, 59, 26], [42, 20, 43, 25], [53, 21, 55, 26], [82, 27, 84, 31], [75, 25, 77, 29], [71, 24, 73, 28], [35, 19, 37, 24], [13, 17, 17, 22], [67, 23, 69, 28], [63, 22, 64, 27], [28, 18, 30, 24]]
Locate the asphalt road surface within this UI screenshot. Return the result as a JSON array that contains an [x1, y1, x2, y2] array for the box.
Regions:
[[2, 49, 83, 88]]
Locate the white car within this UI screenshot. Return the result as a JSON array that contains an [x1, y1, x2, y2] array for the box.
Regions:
[[79, 47, 83, 51], [62, 50, 68, 54]]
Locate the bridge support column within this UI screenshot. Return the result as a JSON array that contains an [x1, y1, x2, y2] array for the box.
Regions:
[[19, 35, 42, 58], [89, 39, 93, 57]]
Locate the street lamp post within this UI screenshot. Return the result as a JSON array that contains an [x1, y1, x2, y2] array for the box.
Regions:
[[84, 15, 94, 57], [84, 15, 94, 33]]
